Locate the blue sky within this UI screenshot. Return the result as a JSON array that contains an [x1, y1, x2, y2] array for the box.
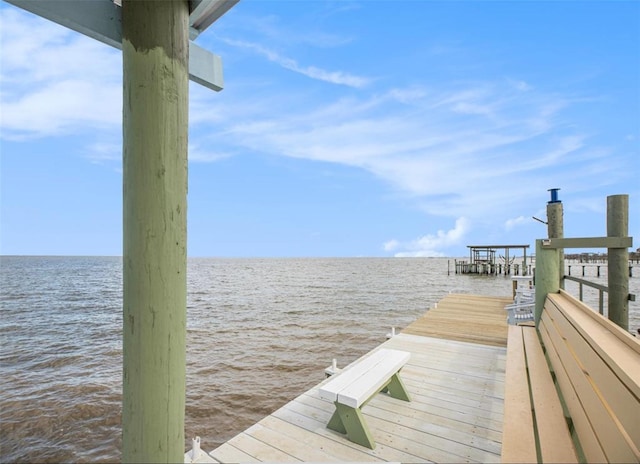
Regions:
[[1, 1, 639, 257]]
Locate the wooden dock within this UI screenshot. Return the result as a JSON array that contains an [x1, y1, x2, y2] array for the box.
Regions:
[[403, 293, 511, 347], [202, 293, 511, 463]]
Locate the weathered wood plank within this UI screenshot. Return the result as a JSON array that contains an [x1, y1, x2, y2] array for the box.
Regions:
[[402, 294, 510, 347], [540, 309, 609, 463], [400, 376, 504, 414], [550, 291, 640, 398], [269, 407, 385, 462], [372, 392, 503, 443], [402, 371, 504, 401], [244, 421, 337, 461], [546, 295, 640, 451], [258, 415, 381, 462], [294, 389, 499, 464], [521, 327, 578, 463], [392, 332, 508, 359], [402, 356, 505, 382], [501, 325, 536, 464], [275, 402, 431, 462], [364, 413, 498, 463], [543, 297, 640, 462], [224, 432, 300, 462], [208, 442, 256, 463], [364, 400, 502, 455], [302, 391, 503, 459]]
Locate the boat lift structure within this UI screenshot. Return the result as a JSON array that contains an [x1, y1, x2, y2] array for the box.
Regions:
[[455, 244, 530, 275]]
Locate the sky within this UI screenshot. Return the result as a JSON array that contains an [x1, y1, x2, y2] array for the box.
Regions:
[[1, 1, 639, 258]]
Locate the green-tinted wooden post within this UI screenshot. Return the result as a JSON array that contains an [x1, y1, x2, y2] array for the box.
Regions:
[[122, 1, 189, 462], [607, 194, 629, 331], [547, 189, 564, 288], [535, 239, 560, 326]]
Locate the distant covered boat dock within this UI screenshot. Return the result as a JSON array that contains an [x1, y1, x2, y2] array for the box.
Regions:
[[455, 244, 530, 275]]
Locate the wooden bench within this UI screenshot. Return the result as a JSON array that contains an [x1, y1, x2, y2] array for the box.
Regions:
[[502, 290, 640, 463], [318, 348, 411, 449]]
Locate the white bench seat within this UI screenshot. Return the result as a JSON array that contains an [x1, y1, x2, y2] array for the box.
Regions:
[[318, 348, 411, 448]]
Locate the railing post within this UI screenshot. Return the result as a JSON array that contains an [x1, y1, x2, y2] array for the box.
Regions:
[[535, 239, 560, 326], [579, 282, 583, 301], [599, 290, 604, 315], [607, 194, 629, 330]]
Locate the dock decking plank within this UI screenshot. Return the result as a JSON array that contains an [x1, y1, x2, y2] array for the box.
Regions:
[[244, 421, 338, 462], [401, 366, 505, 399], [208, 443, 254, 463], [275, 401, 432, 463], [401, 294, 510, 347], [372, 392, 503, 443], [270, 407, 386, 462], [223, 432, 301, 462]]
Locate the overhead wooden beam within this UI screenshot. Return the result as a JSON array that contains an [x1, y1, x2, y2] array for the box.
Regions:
[[541, 237, 633, 249]]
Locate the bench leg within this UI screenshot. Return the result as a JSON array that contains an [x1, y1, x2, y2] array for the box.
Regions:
[[326, 408, 346, 434], [327, 402, 376, 449], [384, 373, 411, 402]]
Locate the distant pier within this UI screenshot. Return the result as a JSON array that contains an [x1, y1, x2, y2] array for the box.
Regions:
[[453, 244, 531, 276]]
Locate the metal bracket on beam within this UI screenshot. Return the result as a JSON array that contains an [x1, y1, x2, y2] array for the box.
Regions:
[[189, 0, 238, 36], [5, 0, 229, 91], [541, 237, 633, 249]]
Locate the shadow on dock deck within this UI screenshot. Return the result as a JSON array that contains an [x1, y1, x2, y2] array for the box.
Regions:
[[203, 293, 510, 463]]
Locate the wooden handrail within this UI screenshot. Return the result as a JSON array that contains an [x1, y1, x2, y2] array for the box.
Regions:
[[562, 275, 636, 315]]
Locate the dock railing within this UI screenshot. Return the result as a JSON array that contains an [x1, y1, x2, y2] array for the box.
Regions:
[[535, 194, 633, 331], [562, 274, 636, 316]]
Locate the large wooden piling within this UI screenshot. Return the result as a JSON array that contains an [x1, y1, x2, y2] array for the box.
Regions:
[[607, 194, 629, 331], [546, 189, 564, 288], [534, 239, 560, 326], [122, 1, 189, 462]]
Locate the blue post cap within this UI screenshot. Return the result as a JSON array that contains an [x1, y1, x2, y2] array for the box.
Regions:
[[548, 188, 561, 204]]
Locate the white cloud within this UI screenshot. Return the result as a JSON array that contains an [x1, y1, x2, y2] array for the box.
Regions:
[[1, 4, 626, 233], [188, 143, 233, 163], [85, 142, 121, 164], [507, 79, 532, 92], [211, 79, 601, 220], [386, 217, 470, 257], [505, 216, 528, 231], [0, 8, 121, 140], [1, 80, 121, 140], [220, 38, 370, 88], [383, 239, 399, 251]]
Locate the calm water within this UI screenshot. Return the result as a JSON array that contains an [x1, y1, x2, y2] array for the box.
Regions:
[[1, 256, 638, 463]]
